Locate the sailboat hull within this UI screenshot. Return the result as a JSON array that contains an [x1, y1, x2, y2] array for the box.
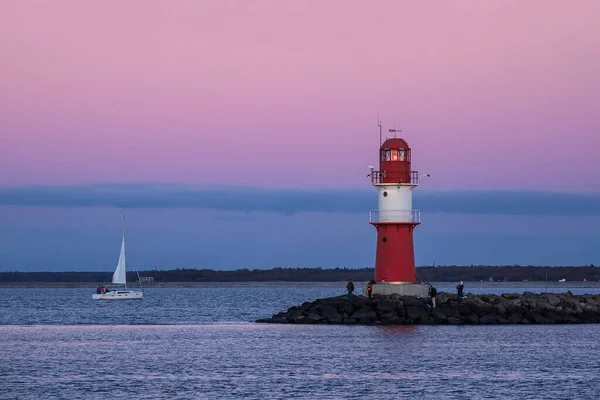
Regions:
[[92, 291, 143, 300], [93, 207, 144, 301]]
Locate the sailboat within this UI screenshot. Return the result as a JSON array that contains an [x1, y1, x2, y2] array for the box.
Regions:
[[92, 207, 144, 300]]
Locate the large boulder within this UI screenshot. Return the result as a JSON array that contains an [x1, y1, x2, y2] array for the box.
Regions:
[[396, 305, 407, 317], [337, 302, 354, 315], [269, 312, 289, 324], [541, 310, 563, 323], [507, 304, 529, 315], [419, 315, 436, 325], [480, 294, 501, 304], [287, 310, 305, 322], [584, 296, 600, 307], [432, 310, 448, 324], [402, 296, 427, 307], [561, 314, 580, 324], [544, 294, 561, 307], [447, 317, 464, 325], [304, 314, 327, 324], [440, 305, 463, 319], [457, 303, 472, 316], [351, 306, 377, 324], [320, 305, 343, 324], [581, 310, 600, 323], [291, 315, 307, 324], [465, 300, 484, 316], [377, 301, 398, 313], [380, 312, 406, 325], [479, 315, 498, 324], [524, 311, 555, 324], [507, 313, 523, 324], [494, 302, 507, 316], [406, 305, 428, 322]]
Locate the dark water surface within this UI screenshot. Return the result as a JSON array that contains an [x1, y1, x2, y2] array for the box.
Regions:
[[1, 282, 599, 399]]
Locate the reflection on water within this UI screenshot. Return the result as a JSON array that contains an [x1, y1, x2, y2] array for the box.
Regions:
[[375, 325, 420, 335], [1, 323, 598, 399]]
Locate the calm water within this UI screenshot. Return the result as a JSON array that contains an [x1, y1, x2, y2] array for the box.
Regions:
[[1, 282, 599, 399]]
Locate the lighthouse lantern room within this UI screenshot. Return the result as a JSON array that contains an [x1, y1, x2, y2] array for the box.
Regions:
[[366, 130, 429, 297]]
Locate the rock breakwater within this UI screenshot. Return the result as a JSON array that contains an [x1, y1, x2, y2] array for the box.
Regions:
[[256, 292, 600, 325]]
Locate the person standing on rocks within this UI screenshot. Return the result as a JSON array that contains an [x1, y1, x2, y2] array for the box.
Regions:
[[429, 284, 437, 308], [456, 281, 464, 302], [347, 279, 355, 301], [366, 280, 373, 300]]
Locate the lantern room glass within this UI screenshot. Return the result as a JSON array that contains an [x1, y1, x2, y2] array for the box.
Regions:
[[382, 148, 409, 162]]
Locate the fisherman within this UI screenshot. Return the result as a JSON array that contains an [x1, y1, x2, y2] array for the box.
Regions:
[[456, 281, 464, 302], [429, 284, 437, 308], [346, 279, 355, 301], [366, 280, 373, 300]]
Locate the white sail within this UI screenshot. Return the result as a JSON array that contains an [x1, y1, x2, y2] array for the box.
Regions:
[[112, 237, 127, 285], [93, 206, 143, 300]]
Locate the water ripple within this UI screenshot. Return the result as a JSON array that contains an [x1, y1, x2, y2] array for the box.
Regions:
[[1, 283, 599, 399]]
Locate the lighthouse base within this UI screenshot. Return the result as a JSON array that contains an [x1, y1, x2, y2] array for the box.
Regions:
[[364, 282, 429, 298]]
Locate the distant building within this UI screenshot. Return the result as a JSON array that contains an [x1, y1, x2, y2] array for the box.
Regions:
[[138, 276, 155, 283]]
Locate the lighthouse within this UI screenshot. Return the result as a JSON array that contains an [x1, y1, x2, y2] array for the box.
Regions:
[[366, 128, 429, 297]]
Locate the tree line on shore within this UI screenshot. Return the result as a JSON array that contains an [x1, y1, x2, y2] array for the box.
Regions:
[[0, 265, 598, 283]]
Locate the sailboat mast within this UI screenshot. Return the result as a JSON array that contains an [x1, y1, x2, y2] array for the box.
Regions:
[[122, 206, 126, 289]]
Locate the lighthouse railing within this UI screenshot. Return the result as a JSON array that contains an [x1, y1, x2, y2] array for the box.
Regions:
[[369, 209, 420, 223], [370, 171, 419, 185]]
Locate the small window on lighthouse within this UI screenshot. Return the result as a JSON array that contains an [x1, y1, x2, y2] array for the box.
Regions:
[[390, 150, 399, 161], [399, 150, 405, 161], [381, 150, 391, 161]]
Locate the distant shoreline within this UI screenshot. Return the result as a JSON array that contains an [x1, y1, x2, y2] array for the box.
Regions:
[[2, 281, 600, 289], [1, 265, 598, 286], [0, 281, 352, 288]]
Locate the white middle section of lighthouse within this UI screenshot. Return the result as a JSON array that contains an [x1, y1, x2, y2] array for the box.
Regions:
[[371, 184, 418, 223]]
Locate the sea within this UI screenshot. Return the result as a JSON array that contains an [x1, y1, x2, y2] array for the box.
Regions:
[[1, 281, 599, 400]]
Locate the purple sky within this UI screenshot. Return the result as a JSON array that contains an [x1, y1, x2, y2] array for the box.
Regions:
[[1, 0, 599, 190], [1, 1, 600, 271]]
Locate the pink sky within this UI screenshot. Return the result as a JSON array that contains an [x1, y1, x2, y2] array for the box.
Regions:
[[1, 0, 599, 190]]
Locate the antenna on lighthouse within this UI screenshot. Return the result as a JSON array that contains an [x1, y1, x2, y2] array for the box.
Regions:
[[377, 114, 383, 147], [389, 126, 402, 138]]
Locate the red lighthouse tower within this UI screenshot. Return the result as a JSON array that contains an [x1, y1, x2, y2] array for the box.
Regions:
[[367, 128, 428, 297]]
